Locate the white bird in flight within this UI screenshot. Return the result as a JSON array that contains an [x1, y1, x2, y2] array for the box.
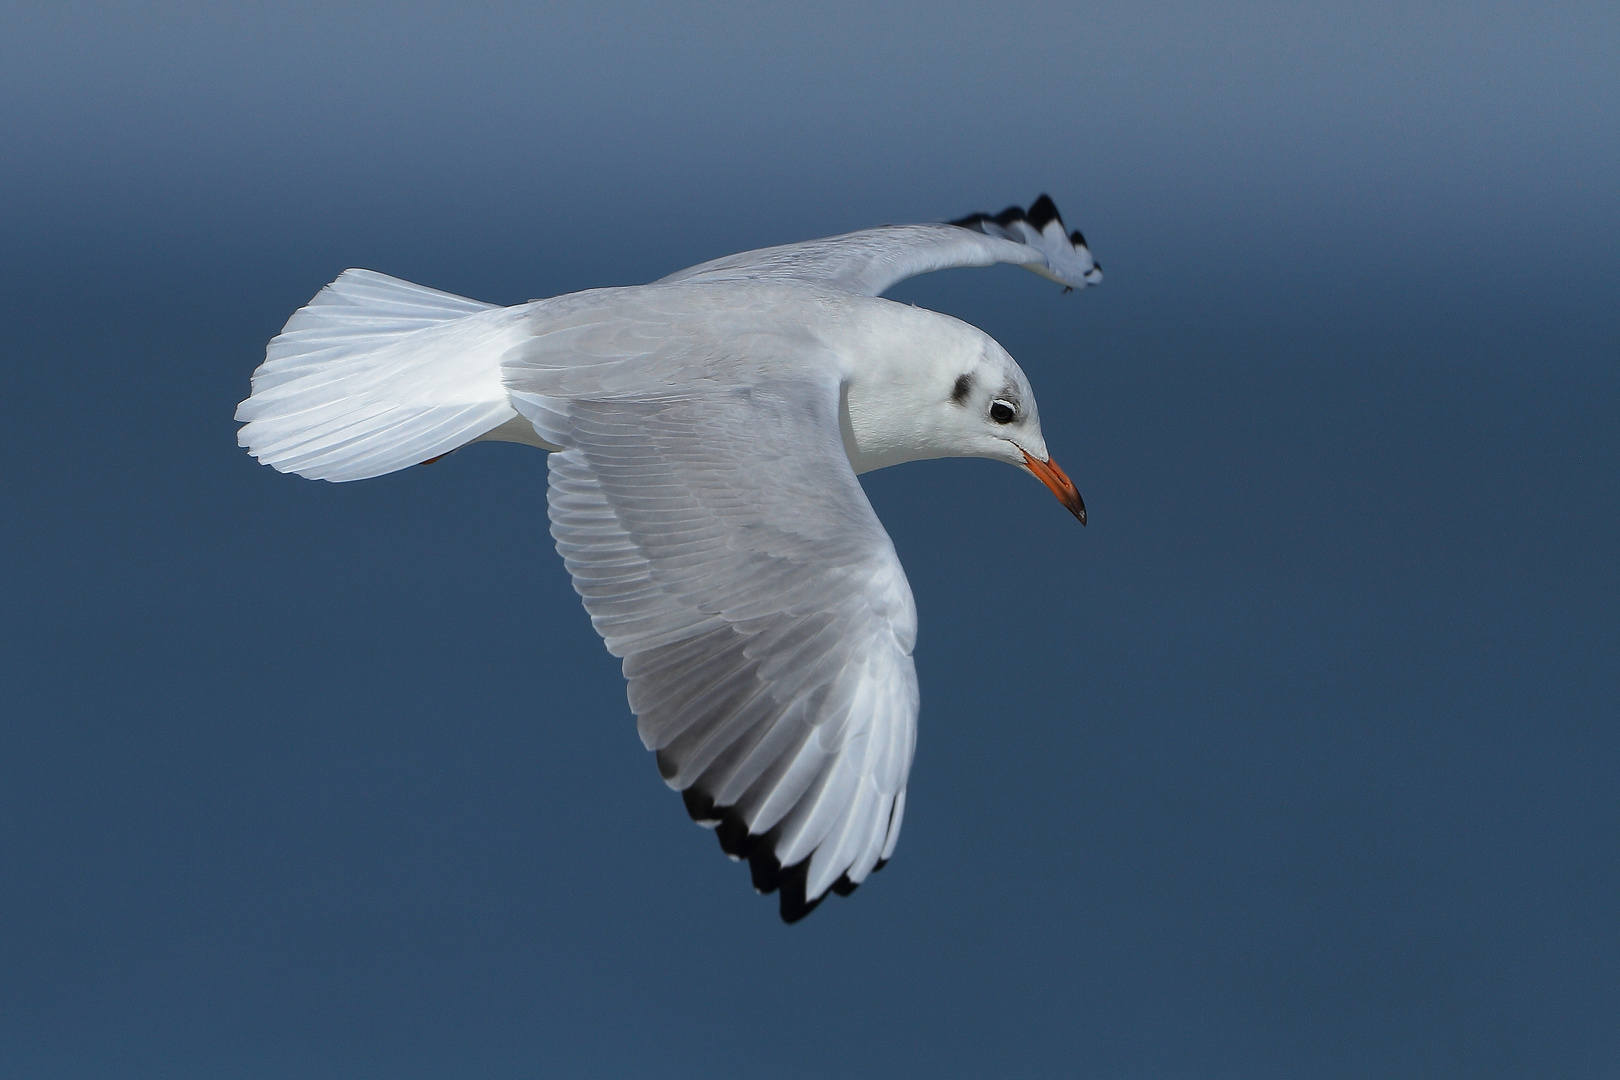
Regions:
[[237, 195, 1102, 920]]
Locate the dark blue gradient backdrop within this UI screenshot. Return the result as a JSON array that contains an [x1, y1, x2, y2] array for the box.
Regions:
[[2, 3, 1616, 1077]]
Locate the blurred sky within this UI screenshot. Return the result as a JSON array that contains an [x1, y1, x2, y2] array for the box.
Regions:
[[2, 3, 1617, 1077]]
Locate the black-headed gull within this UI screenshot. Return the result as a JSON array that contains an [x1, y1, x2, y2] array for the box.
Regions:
[[237, 195, 1101, 920]]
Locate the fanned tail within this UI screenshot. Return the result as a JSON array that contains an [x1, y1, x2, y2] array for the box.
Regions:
[[235, 269, 529, 482]]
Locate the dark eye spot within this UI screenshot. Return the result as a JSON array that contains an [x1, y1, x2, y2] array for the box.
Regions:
[[989, 399, 1017, 424], [951, 374, 973, 405]]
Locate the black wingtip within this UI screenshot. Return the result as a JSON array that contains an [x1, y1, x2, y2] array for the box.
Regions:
[[747, 847, 782, 892], [775, 859, 825, 923], [1026, 194, 1062, 230], [953, 196, 1084, 253], [990, 204, 1026, 228], [678, 785, 862, 923], [686, 788, 770, 862], [681, 786, 720, 824]]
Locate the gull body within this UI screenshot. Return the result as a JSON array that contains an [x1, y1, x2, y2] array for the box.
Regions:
[[237, 196, 1100, 920]]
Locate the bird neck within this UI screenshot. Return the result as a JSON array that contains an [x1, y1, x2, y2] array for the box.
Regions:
[[836, 307, 968, 475]]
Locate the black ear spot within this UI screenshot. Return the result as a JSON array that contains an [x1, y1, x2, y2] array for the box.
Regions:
[[951, 374, 973, 405]]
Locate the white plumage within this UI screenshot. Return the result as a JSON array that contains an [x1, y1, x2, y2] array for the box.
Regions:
[[237, 196, 1099, 919]]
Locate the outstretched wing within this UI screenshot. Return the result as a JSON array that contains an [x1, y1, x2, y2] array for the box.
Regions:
[[659, 194, 1102, 296], [515, 377, 918, 921]]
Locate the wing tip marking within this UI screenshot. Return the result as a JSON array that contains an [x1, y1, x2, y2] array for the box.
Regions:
[[949, 193, 1100, 290], [680, 785, 883, 923]]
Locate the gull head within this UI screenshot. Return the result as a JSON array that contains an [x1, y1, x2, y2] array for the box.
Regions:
[[840, 303, 1086, 524]]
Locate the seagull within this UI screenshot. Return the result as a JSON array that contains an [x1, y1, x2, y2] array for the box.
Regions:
[[237, 195, 1102, 921]]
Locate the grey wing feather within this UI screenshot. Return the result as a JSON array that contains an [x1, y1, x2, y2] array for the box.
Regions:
[[523, 378, 919, 921], [659, 194, 1101, 296]]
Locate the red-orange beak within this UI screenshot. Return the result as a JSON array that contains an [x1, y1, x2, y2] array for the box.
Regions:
[[1022, 449, 1086, 525]]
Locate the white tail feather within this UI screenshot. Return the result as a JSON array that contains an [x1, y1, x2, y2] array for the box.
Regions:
[[236, 269, 530, 482]]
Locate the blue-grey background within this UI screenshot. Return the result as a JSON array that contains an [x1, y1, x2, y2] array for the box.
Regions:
[[2, 3, 1616, 1076]]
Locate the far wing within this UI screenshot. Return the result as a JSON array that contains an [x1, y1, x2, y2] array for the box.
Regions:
[[659, 193, 1102, 296], [514, 377, 917, 921]]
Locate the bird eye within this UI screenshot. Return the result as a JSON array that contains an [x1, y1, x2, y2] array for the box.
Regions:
[[989, 399, 1017, 424]]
